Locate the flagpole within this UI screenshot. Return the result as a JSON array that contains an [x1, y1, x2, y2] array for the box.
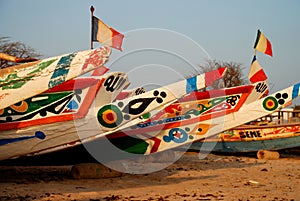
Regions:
[[90, 6, 94, 49]]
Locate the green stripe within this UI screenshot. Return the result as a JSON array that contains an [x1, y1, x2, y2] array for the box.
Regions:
[[109, 136, 149, 154]]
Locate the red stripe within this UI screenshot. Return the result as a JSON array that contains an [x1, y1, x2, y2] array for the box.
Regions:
[[110, 28, 124, 51], [91, 66, 109, 76], [249, 69, 267, 83], [204, 67, 226, 87], [265, 39, 273, 56], [45, 78, 99, 92], [116, 91, 131, 100], [0, 79, 105, 131]]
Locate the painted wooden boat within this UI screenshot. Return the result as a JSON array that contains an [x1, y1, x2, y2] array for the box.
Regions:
[[0, 71, 130, 160], [0, 46, 111, 110], [189, 109, 300, 153], [0, 68, 225, 160], [105, 82, 300, 155]]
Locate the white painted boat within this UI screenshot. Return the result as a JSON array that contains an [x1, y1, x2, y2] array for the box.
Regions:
[[105, 82, 300, 155], [0, 68, 226, 160], [0, 46, 111, 110]]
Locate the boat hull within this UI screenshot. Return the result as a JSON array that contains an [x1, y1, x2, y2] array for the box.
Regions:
[[0, 69, 225, 161], [190, 136, 300, 153], [0, 72, 130, 161], [190, 121, 300, 153]]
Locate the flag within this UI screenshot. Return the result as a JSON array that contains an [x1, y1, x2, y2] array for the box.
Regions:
[[254, 30, 273, 56], [248, 55, 267, 83], [92, 16, 124, 51]]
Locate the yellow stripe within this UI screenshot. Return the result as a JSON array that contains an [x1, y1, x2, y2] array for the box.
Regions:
[[96, 20, 113, 46], [255, 32, 268, 53]]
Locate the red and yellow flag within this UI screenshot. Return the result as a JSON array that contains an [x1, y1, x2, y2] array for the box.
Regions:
[[254, 30, 273, 56], [248, 55, 267, 83], [92, 16, 124, 51]]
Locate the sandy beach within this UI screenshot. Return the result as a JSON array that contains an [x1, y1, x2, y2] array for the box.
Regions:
[[0, 150, 299, 201]]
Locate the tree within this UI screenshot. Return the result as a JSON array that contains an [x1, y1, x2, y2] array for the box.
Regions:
[[198, 59, 248, 89], [0, 37, 42, 69]]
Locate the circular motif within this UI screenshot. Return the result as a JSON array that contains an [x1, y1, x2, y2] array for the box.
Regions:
[[282, 93, 288, 99], [275, 93, 281, 99], [160, 91, 167, 98], [163, 128, 188, 143], [226, 96, 238, 106], [117, 102, 124, 107], [263, 97, 278, 111], [278, 99, 285, 105], [123, 114, 130, 120], [97, 105, 123, 128]]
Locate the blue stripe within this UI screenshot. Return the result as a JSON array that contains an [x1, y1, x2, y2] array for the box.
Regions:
[[186, 76, 197, 93], [48, 53, 76, 88], [292, 83, 300, 99], [0, 131, 45, 146]]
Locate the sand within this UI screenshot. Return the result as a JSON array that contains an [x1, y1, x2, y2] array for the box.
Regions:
[[0, 150, 299, 201]]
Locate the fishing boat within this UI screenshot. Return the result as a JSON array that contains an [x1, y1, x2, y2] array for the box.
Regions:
[[96, 80, 300, 157], [189, 108, 300, 153], [0, 46, 111, 110], [0, 54, 226, 161], [106, 81, 268, 152]]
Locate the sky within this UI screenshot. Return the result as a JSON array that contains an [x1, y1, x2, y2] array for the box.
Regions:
[[1, 0, 300, 95]]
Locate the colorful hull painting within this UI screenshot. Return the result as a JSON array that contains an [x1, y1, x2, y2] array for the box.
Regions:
[[106, 82, 300, 155], [0, 68, 225, 160], [0, 71, 130, 160], [0, 46, 111, 110], [90, 67, 227, 134], [107, 81, 268, 141], [189, 110, 300, 152]]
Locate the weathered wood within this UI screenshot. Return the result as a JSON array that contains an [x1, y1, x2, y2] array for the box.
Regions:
[[0, 52, 37, 63], [257, 150, 280, 160]]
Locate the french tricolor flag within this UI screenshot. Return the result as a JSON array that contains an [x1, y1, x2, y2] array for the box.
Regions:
[[92, 16, 124, 51]]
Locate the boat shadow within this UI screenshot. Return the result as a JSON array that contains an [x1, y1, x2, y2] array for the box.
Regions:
[[0, 150, 263, 184]]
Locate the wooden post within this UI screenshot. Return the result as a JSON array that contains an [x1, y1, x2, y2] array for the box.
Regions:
[[257, 150, 280, 160], [90, 6, 94, 49]]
